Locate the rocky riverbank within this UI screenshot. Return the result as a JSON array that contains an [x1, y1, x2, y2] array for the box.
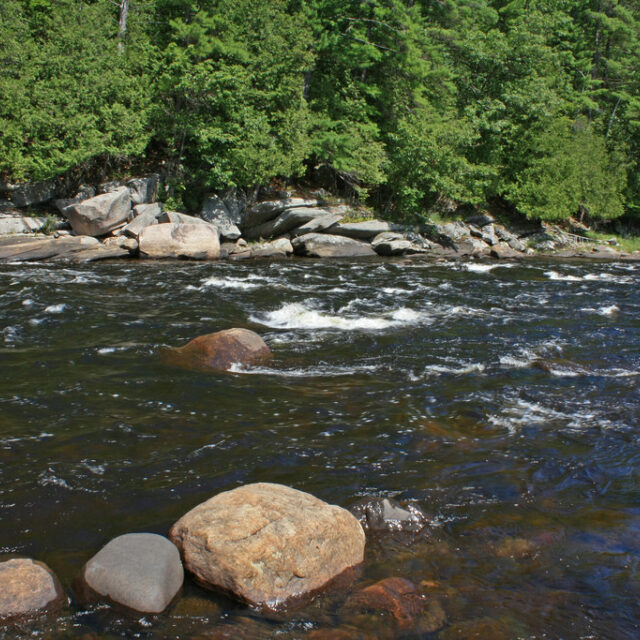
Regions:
[[1, 176, 638, 263]]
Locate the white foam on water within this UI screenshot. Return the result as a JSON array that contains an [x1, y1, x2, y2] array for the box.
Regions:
[[251, 302, 429, 331], [544, 270, 582, 282], [229, 362, 382, 377], [463, 263, 498, 273], [201, 276, 259, 290], [44, 303, 67, 314], [423, 362, 486, 376], [382, 286, 409, 294], [21, 299, 34, 307], [580, 304, 620, 317]]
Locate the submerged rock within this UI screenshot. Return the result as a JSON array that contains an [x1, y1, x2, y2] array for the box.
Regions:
[[164, 328, 271, 372], [343, 577, 445, 634], [77, 533, 183, 614], [64, 187, 132, 236], [349, 497, 429, 535], [169, 482, 365, 609], [0, 558, 65, 620], [139, 223, 220, 260]]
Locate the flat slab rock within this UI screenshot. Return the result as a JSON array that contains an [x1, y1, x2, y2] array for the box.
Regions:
[[169, 483, 366, 609], [79, 533, 183, 614], [0, 558, 64, 620], [292, 233, 376, 258]]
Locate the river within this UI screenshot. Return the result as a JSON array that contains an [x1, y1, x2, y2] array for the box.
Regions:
[[1, 257, 639, 638]]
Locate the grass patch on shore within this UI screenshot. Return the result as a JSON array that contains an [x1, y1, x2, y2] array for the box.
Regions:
[[584, 231, 640, 253]]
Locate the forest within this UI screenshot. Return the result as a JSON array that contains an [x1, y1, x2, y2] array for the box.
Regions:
[[1, 0, 638, 225]]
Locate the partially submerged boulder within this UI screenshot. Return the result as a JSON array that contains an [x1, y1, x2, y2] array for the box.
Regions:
[[77, 533, 183, 614], [250, 237, 293, 259], [64, 187, 132, 236], [139, 223, 220, 260], [349, 497, 429, 535], [0, 558, 65, 620], [169, 482, 366, 609], [292, 233, 376, 258], [164, 328, 271, 372]]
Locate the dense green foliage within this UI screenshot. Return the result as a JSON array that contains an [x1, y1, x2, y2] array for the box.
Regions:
[[1, 0, 638, 222]]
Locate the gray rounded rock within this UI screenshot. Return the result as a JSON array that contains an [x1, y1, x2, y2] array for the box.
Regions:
[[80, 533, 183, 614]]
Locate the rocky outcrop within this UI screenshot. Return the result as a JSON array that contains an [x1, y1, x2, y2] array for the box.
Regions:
[[77, 533, 183, 614], [244, 207, 326, 241], [164, 328, 271, 372], [138, 223, 220, 260], [201, 195, 242, 241], [0, 214, 49, 235], [0, 235, 99, 262], [241, 198, 318, 230], [64, 187, 132, 236], [169, 483, 366, 609], [371, 231, 431, 256], [250, 238, 293, 258], [0, 558, 65, 620], [290, 213, 343, 238], [127, 175, 160, 206], [123, 203, 162, 238], [292, 233, 377, 258], [5, 179, 60, 208]]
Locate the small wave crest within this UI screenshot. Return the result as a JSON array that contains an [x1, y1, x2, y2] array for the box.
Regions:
[[250, 302, 428, 331]]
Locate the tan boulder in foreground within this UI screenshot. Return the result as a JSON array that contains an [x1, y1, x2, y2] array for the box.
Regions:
[[169, 483, 366, 609], [163, 328, 271, 372], [139, 223, 220, 260], [0, 558, 65, 620]]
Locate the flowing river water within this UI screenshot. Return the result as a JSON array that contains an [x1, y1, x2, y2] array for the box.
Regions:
[[1, 257, 639, 639]]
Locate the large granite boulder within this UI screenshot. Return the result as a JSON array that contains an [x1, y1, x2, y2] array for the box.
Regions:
[[138, 223, 220, 260], [77, 533, 183, 614], [64, 187, 132, 236], [201, 196, 242, 241], [330, 220, 397, 241], [164, 328, 271, 372], [292, 233, 376, 258], [123, 203, 162, 238], [169, 483, 366, 609], [241, 198, 318, 230], [0, 558, 65, 620]]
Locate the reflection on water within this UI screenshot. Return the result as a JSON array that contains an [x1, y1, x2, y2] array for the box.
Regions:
[[1, 257, 639, 638]]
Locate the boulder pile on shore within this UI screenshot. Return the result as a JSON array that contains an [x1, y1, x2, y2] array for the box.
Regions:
[[2, 175, 633, 263]]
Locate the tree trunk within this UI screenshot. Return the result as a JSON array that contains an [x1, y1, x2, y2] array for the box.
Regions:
[[118, 0, 129, 54]]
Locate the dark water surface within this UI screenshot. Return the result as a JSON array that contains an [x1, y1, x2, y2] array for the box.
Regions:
[[1, 257, 639, 639]]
